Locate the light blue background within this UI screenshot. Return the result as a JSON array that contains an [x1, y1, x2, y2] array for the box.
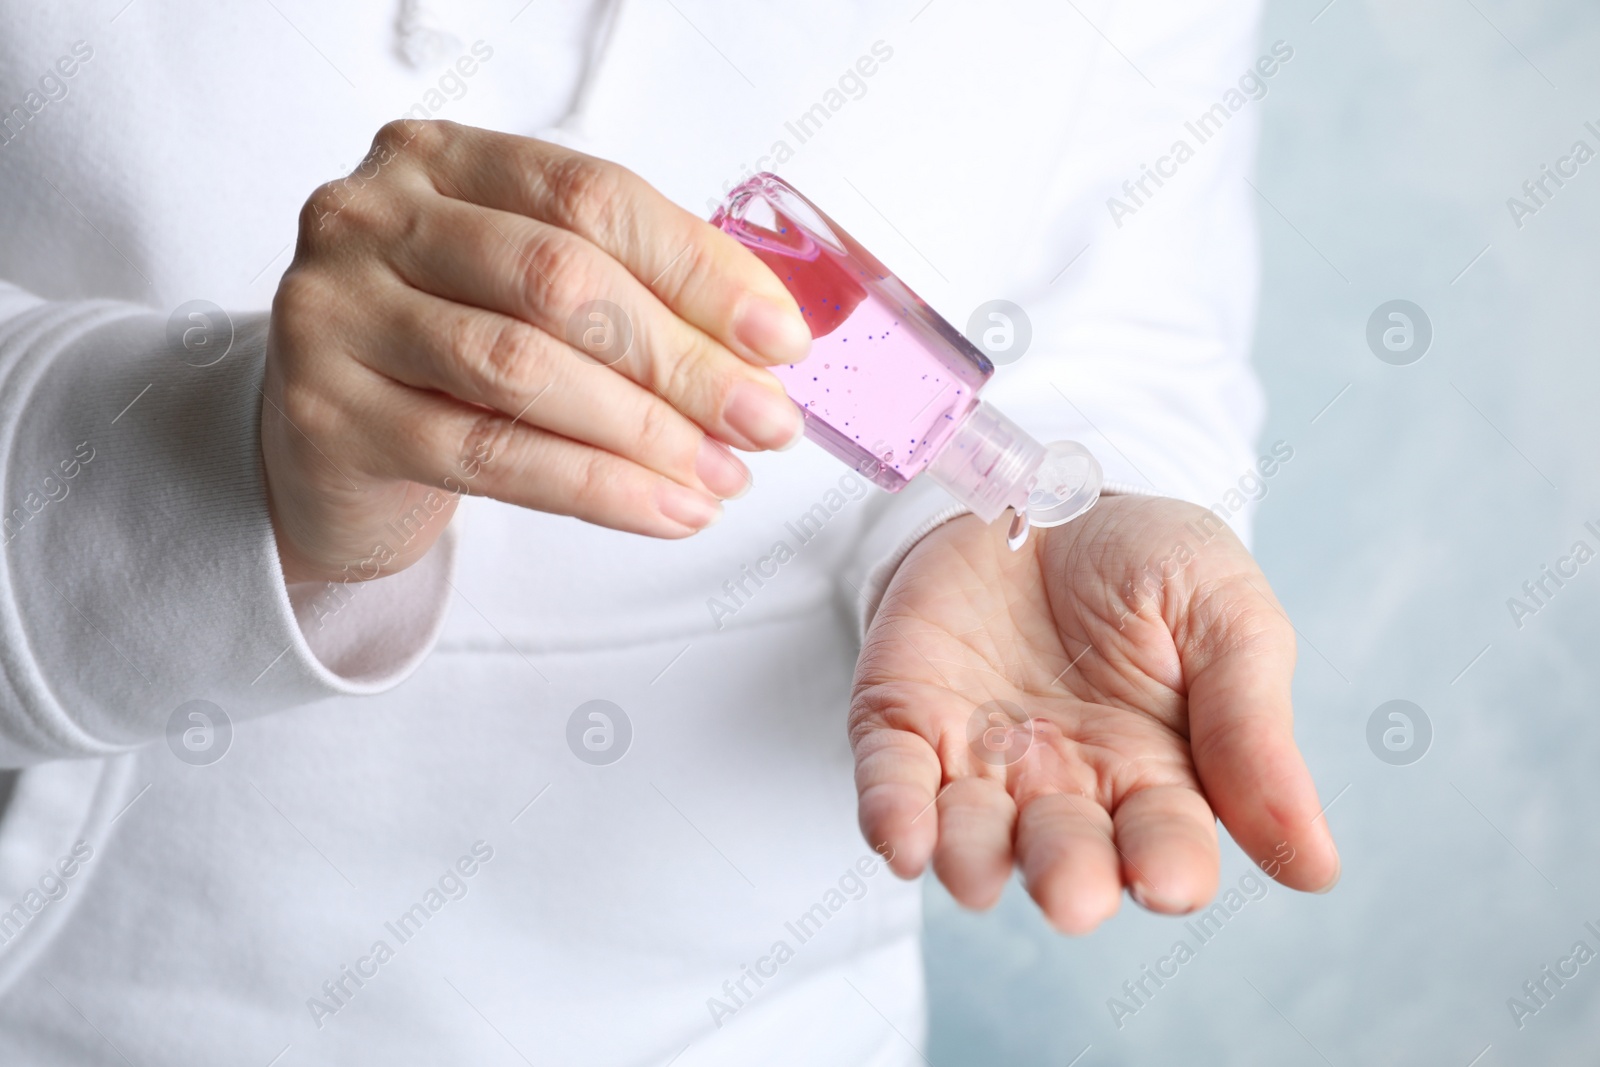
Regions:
[[925, 1, 1600, 1063]]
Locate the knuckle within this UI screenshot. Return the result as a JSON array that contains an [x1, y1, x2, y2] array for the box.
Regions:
[[453, 411, 517, 487], [474, 316, 545, 402], [653, 343, 696, 404], [373, 117, 442, 159], [631, 398, 677, 461], [570, 444, 616, 506], [519, 230, 603, 315], [652, 234, 717, 306], [654, 332, 719, 409], [267, 273, 357, 450], [298, 179, 389, 249], [302, 121, 448, 250], [270, 333, 340, 437], [270, 266, 317, 318], [298, 182, 352, 245], [277, 374, 340, 445], [270, 269, 331, 350], [542, 153, 630, 237]]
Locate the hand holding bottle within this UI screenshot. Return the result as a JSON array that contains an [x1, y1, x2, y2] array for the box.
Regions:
[[262, 120, 812, 584]]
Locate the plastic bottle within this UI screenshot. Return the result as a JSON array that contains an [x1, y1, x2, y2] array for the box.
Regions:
[[711, 173, 1101, 546]]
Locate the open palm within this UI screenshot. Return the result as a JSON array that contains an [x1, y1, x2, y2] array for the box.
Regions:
[[851, 495, 1339, 933]]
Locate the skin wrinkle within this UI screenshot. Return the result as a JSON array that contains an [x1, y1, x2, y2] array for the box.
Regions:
[[899, 531, 1069, 783], [870, 655, 1196, 825], [875, 543, 1005, 682], [1047, 550, 1183, 725], [647, 231, 716, 311], [1063, 606, 1180, 722], [278, 362, 377, 489], [539, 150, 631, 247], [1174, 589, 1288, 732], [849, 725, 937, 788], [925, 519, 1076, 696], [1025, 706, 1198, 815], [392, 195, 524, 298]]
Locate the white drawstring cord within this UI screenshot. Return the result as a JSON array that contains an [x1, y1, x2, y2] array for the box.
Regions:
[[556, 0, 625, 137], [394, 0, 462, 69]]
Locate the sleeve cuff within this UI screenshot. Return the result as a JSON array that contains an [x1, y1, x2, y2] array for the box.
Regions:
[[0, 303, 452, 763], [287, 523, 456, 688]]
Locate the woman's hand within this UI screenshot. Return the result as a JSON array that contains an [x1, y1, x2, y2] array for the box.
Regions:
[[850, 496, 1340, 934], [262, 119, 812, 583]]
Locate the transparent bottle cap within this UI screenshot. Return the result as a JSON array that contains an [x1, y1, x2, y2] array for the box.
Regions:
[[1025, 441, 1102, 527], [925, 401, 1047, 523]]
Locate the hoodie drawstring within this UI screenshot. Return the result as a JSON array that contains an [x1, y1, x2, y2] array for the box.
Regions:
[[395, 0, 462, 69], [392, 0, 623, 136]]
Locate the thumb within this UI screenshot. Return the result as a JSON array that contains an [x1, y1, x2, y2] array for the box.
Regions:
[[1182, 574, 1340, 893]]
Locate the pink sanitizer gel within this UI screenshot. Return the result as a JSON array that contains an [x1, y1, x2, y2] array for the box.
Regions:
[[711, 173, 1101, 544]]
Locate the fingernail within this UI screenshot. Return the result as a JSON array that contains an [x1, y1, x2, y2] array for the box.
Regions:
[[734, 296, 812, 365], [1130, 884, 1187, 913], [1313, 856, 1341, 895], [696, 437, 752, 499], [723, 380, 803, 451], [657, 481, 723, 530]]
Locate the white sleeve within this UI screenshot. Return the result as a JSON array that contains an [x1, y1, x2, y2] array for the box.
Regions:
[[0, 288, 455, 766], [845, 0, 1271, 633]]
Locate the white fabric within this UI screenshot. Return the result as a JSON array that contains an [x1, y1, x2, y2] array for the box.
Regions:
[[0, 1, 1266, 1063]]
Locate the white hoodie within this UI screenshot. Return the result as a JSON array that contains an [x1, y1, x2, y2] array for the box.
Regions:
[[0, 1, 1267, 1063]]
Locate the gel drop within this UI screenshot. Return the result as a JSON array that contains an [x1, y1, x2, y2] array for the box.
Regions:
[[711, 173, 1102, 545]]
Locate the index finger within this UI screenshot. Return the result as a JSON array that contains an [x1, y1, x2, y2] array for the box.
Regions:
[[392, 120, 812, 368]]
